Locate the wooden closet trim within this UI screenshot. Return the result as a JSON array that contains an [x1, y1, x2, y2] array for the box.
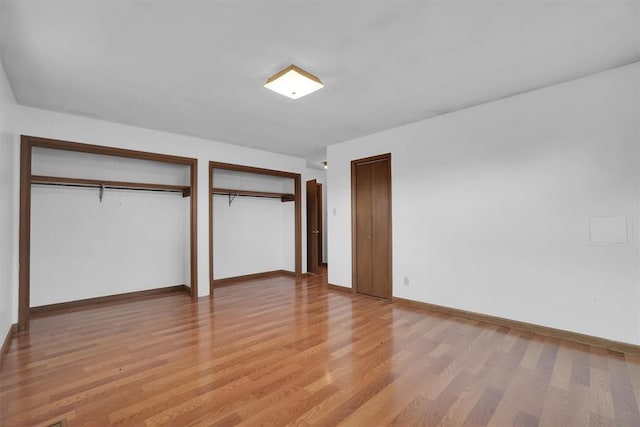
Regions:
[[351, 153, 393, 299], [209, 161, 302, 295], [19, 135, 199, 331]]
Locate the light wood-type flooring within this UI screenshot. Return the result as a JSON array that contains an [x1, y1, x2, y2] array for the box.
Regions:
[[1, 272, 639, 426]]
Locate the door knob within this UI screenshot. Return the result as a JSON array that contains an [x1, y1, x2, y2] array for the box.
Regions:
[[312, 230, 320, 234]]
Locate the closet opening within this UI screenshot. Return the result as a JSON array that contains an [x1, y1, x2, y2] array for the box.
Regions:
[[209, 162, 301, 294], [18, 136, 198, 331]]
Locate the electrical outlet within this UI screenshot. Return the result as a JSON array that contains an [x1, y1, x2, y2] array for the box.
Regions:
[[403, 276, 409, 286]]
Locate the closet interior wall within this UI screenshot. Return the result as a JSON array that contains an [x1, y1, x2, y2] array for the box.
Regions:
[[210, 163, 300, 288], [25, 140, 194, 315]]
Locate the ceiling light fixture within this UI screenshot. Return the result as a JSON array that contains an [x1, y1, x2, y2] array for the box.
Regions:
[[264, 65, 324, 100], [322, 161, 328, 170]]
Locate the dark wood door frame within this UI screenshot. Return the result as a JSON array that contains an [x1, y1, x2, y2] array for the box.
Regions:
[[18, 135, 199, 331], [209, 161, 302, 295], [306, 179, 319, 274], [351, 153, 392, 300], [316, 182, 324, 266]]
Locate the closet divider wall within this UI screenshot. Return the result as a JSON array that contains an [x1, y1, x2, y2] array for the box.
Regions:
[[18, 136, 198, 331]]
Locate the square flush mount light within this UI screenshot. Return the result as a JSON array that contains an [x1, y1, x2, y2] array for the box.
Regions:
[[264, 65, 324, 100]]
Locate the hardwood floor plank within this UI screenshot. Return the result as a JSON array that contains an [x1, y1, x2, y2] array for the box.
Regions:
[[330, 352, 438, 426], [513, 410, 540, 427], [414, 371, 474, 425], [460, 386, 504, 427], [609, 356, 640, 426], [588, 365, 616, 422], [1, 270, 638, 426], [388, 393, 430, 426]]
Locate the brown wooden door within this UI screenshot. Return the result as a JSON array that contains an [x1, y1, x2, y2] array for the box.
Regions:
[[316, 183, 323, 266], [352, 154, 391, 299], [307, 179, 319, 274]]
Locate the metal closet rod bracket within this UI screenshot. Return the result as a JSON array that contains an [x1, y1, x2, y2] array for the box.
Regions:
[[229, 192, 238, 206], [99, 184, 105, 203]]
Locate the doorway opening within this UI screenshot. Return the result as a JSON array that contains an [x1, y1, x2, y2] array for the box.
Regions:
[[306, 179, 324, 274]]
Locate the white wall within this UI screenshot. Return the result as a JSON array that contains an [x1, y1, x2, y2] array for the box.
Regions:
[[31, 187, 189, 306], [32, 146, 191, 185], [13, 104, 309, 300], [328, 63, 640, 345], [0, 60, 18, 340], [281, 198, 295, 272], [212, 169, 297, 279], [213, 196, 291, 278]]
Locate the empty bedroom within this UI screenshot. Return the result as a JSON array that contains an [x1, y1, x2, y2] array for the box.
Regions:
[[0, 1, 639, 426]]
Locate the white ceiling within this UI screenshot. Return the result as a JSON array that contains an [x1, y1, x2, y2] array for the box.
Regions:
[[1, 1, 639, 168]]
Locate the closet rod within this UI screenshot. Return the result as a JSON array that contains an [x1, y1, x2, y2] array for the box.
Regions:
[[31, 175, 191, 197], [212, 187, 295, 202]]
